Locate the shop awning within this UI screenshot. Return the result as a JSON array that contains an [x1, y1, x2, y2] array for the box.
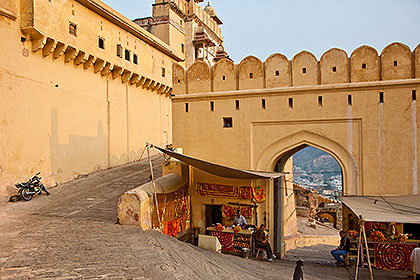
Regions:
[[341, 195, 420, 224], [153, 146, 286, 179]]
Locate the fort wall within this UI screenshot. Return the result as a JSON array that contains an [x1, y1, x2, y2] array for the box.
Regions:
[[173, 42, 420, 94], [0, 0, 177, 201]]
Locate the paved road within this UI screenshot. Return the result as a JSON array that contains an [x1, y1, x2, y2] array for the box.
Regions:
[[0, 157, 412, 279]]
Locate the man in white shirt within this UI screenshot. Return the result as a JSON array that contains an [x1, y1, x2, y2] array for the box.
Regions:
[[411, 247, 420, 280], [233, 210, 247, 228]]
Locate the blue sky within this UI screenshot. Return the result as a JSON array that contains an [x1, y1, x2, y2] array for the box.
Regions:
[[102, 0, 420, 63]]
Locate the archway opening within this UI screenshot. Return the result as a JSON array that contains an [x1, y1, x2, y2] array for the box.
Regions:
[[272, 144, 343, 254]]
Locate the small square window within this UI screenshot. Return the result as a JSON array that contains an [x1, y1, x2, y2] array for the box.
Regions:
[[394, 61, 398, 66], [332, 67, 337, 72], [69, 23, 77, 36], [133, 54, 138, 65], [223, 117, 233, 128], [185, 103, 189, 113], [275, 70, 280, 76], [210, 101, 214, 112], [413, 90, 417, 101], [162, 67, 166, 77], [235, 100, 239, 110], [262, 99, 266, 110], [181, 43, 185, 54], [98, 37, 105, 49], [222, 75, 226, 80], [318, 96, 323, 107], [379, 92, 384, 103], [116, 44, 122, 57], [362, 63, 367, 69], [249, 73, 253, 79], [348, 95, 352, 106], [125, 49, 130, 61], [177, 79, 181, 84], [302, 68, 306, 74]]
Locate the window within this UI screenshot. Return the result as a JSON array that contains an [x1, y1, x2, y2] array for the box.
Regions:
[[318, 96, 323, 107], [275, 70, 280, 76], [394, 61, 398, 66], [348, 95, 352, 106], [98, 37, 104, 49], [210, 101, 214, 112], [223, 117, 233, 128], [177, 79, 181, 84], [133, 54, 138, 65], [161, 67, 166, 77], [69, 23, 77, 37], [413, 90, 417, 101], [125, 49, 130, 61], [249, 73, 253, 79], [262, 99, 266, 110], [362, 63, 367, 69], [222, 75, 226, 80], [235, 100, 239, 110], [332, 67, 337, 72], [185, 103, 189, 113], [302, 68, 306, 74], [117, 44, 122, 57], [181, 43, 185, 54], [289, 98, 293, 109], [180, 19, 183, 26], [379, 92, 384, 103]]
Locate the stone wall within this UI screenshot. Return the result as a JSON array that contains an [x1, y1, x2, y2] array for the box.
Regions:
[[173, 42, 419, 94]]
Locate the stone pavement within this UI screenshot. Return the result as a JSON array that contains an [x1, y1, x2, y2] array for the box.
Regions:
[[0, 157, 414, 279]]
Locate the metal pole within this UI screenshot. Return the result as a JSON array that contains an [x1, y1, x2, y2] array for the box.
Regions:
[[147, 143, 162, 231]]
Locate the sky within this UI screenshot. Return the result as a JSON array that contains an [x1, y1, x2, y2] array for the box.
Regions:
[[102, 0, 420, 63]]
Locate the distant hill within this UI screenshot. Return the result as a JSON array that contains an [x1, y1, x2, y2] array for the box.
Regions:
[[293, 146, 341, 174]]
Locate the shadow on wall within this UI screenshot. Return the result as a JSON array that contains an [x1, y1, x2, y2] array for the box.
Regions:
[[49, 108, 108, 184]]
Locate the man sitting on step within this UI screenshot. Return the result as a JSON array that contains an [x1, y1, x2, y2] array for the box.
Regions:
[[255, 224, 276, 262], [330, 230, 350, 266]]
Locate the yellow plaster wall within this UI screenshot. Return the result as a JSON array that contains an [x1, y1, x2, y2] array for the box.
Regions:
[[265, 53, 290, 88], [0, 0, 174, 201], [238, 56, 264, 90], [415, 45, 420, 78], [187, 61, 211, 94], [213, 58, 236, 92], [320, 48, 349, 85], [292, 51, 318, 86], [381, 43, 412, 81], [350, 45, 380, 82]]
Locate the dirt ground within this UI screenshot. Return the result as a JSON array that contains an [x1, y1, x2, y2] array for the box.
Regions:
[[0, 157, 413, 279]]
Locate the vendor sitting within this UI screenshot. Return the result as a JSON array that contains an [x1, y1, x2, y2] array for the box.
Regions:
[[255, 224, 276, 262], [233, 210, 247, 228]]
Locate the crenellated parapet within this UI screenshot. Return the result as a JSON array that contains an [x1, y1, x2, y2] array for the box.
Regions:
[[173, 42, 420, 95]]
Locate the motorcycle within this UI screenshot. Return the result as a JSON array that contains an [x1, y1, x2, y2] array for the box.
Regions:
[[15, 172, 50, 201]]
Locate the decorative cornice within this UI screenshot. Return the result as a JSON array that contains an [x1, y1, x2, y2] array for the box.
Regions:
[[0, 7, 17, 20]]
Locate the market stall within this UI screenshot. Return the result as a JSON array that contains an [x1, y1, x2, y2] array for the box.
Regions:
[[207, 226, 253, 256], [341, 195, 420, 271]]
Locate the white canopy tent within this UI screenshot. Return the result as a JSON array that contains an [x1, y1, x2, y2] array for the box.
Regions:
[[341, 195, 420, 224]]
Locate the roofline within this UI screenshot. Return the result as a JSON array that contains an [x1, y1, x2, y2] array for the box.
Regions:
[[75, 0, 184, 62]]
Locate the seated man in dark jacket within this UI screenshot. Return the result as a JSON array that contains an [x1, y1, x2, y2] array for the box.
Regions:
[[330, 230, 351, 266], [255, 224, 276, 262]]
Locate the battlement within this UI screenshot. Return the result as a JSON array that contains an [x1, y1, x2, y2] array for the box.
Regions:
[[173, 42, 420, 95]]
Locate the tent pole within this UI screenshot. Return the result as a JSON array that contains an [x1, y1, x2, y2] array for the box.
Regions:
[[355, 221, 362, 280], [361, 220, 374, 280], [147, 143, 162, 231]]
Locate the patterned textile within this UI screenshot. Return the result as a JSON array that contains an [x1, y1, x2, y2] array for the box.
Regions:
[[222, 205, 255, 219], [152, 184, 190, 237], [252, 185, 266, 202], [196, 182, 252, 200], [374, 243, 418, 271], [211, 231, 233, 252]]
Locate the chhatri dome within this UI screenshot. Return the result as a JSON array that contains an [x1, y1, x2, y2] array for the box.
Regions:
[[204, 2, 223, 25]]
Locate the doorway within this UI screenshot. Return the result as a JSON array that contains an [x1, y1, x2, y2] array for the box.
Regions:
[[205, 204, 223, 228]]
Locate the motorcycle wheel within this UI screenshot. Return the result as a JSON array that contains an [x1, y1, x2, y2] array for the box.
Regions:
[[20, 189, 33, 201]]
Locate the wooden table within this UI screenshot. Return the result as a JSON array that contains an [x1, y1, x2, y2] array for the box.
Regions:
[[206, 227, 253, 256]]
